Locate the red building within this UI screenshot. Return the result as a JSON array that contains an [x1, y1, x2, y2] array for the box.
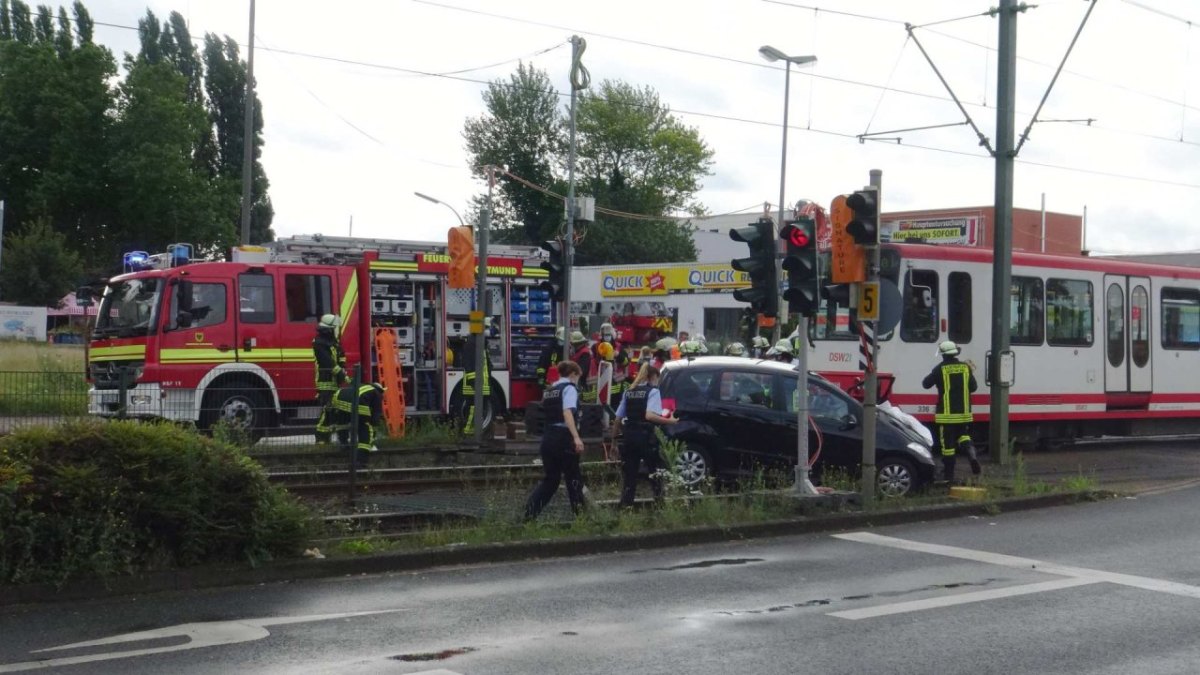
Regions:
[[881, 206, 1083, 256]]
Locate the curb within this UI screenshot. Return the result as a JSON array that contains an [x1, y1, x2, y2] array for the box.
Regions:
[[0, 492, 1093, 607]]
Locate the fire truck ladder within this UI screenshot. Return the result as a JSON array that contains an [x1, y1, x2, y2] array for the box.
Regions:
[[373, 328, 406, 438]]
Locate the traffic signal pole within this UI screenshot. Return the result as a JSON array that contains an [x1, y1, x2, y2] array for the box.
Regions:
[[561, 36, 581, 361], [473, 166, 493, 444], [860, 169, 882, 501]]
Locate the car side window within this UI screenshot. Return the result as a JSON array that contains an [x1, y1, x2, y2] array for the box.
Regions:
[[780, 376, 851, 420], [665, 369, 716, 407], [717, 371, 773, 409]]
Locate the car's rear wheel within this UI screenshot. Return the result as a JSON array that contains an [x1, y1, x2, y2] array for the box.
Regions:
[[674, 445, 712, 487], [876, 456, 917, 498]]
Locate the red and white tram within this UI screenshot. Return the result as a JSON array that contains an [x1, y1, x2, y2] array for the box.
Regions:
[[810, 243, 1200, 447]]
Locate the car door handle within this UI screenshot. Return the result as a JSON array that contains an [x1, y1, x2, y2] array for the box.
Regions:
[[217, 344, 232, 352]]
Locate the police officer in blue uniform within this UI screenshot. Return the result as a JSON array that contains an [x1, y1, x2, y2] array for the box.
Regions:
[[524, 360, 587, 519], [616, 364, 678, 506]]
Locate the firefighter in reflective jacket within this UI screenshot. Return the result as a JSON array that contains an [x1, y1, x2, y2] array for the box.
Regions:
[[570, 331, 596, 404], [616, 364, 678, 506], [459, 324, 493, 433], [536, 326, 565, 389], [921, 340, 981, 483], [313, 314, 347, 443], [333, 381, 384, 468]]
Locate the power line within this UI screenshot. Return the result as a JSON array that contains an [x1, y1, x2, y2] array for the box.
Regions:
[[764, 0, 1200, 116], [83, 11, 1200, 191]]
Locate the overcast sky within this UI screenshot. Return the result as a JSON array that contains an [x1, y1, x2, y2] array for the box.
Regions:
[[83, 0, 1200, 255]]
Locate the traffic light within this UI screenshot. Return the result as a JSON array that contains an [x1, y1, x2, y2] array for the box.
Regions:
[[729, 219, 779, 318], [447, 226, 475, 289], [822, 283, 851, 307], [539, 238, 567, 302], [846, 187, 880, 245], [780, 218, 819, 317]]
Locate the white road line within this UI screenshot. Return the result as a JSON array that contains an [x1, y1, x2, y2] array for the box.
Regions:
[[0, 610, 406, 673], [828, 578, 1099, 620], [1136, 478, 1200, 497], [827, 532, 1200, 620]]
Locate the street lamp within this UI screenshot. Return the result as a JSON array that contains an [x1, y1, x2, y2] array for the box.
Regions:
[[414, 191, 466, 226], [760, 44, 817, 496]]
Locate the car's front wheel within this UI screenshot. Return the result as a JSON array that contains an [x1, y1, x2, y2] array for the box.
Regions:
[[674, 445, 713, 488], [876, 456, 918, 497]]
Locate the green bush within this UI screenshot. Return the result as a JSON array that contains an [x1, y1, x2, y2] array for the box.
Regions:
[[0, 419, 315, 586]]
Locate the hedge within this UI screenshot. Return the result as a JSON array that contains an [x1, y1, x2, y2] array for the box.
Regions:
[[0, 420, 314, 586]]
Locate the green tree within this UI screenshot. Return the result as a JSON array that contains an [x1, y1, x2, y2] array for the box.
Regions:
[[71, 1, 91, 44], [108, 60, 232, 255], [203, 33, 273, 243], [10, 0, 32, 44], [0, 218, 82, 306], [0, 0, 10, 41], [571, 80, 711, 264], [0, 18, 117, 251], [462, 66, 711, 265], [463, 63, 564, 244]]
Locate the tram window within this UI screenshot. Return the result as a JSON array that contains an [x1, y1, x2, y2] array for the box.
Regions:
[[1106, 284, 1125, 367], [901, 269, 939, 343], [1046, 279, 1093, 347], [1161, 287, 1200, 350], [813, 266, 860, 342], [948, 272, 971, 344], [1010, 276, 1044, 345], [1131, 285, 1150, 367]]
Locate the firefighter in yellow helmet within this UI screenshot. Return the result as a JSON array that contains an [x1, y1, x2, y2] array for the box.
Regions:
[[313, 313, 347, 443], [922, 340, 980, 483], [460, 318, 494, 433]]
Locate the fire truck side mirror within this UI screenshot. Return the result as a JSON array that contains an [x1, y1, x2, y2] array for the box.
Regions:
[[176, 311, 194, 329]]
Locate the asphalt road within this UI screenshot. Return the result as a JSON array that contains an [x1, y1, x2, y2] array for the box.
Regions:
[[4, 475, 1200, 674]]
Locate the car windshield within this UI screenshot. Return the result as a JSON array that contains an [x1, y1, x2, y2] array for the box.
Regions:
[[95, 278, 161, 338]]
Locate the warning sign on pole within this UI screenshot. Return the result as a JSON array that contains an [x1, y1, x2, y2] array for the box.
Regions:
[[830, 195, 867, 284]]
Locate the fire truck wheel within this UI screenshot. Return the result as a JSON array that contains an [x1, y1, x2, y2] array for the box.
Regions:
[[201, 384, 270, 444], [449, 387, 502, 436]]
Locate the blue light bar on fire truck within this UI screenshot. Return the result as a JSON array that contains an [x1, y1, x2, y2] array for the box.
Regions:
[[123, 251, 151, 273]]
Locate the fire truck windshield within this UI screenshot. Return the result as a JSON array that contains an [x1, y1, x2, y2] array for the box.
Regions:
[[95, 279, 161, 338]]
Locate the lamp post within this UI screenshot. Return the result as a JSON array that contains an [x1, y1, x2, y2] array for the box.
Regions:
[[414, 192, 466, 226], [759, 44, 817, 496]]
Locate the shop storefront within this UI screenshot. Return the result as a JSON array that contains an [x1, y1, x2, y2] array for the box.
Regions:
[[571, 263, 751, 350]]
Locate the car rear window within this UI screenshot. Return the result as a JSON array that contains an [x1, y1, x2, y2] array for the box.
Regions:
[[661, 369, 717, 407]]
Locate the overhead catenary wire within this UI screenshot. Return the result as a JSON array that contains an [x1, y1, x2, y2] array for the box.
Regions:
[[88, 9, 1200, 154], [78, 10, 1200, 192]]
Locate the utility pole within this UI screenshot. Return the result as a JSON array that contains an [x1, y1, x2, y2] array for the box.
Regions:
[[239, 0, 256, 246], [860, 169, 883, 501], [772, 60, 792, 348], [473, 167, 493, 444], [989, 0, 1018, 466], [0, 200, 5, 299], [561, 35, 585, 360]]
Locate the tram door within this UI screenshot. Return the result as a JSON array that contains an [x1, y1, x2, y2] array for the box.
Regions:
[[1103, 275, 1152, 393]]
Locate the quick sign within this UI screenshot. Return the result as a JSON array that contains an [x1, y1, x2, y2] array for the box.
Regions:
[[600, 264, 751, 297]]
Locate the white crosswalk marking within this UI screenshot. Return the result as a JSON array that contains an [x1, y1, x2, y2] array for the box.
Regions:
[[828, 532, 1200, 620]]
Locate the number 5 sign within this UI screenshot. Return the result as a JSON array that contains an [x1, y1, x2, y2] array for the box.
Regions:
[[858, 282, 880, 321]]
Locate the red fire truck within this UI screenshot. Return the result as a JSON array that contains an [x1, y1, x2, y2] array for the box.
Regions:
[[86, 236, 556, 437]]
